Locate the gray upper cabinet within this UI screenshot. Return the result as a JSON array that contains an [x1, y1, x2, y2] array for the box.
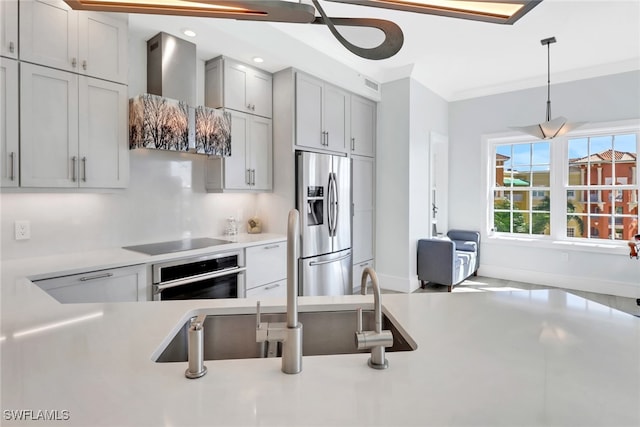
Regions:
[[205, 56, 273, 118], [295, 72, 349, 154], [0, 0, 18, 59], [350, 95, 376, 157], [20, 63, 128, 188], [1, 58, 19, 187], [19, 0, 127, 84], [205, 110, 273, 192]]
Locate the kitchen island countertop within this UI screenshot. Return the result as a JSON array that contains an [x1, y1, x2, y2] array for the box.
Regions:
[[1, 245, 639, 426]]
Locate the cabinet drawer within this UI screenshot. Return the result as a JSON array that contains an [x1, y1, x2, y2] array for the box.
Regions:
[[245, 242, 286, 290], [352, 259, 374, 294], [245, 279, 286, 299], [34, 264, 147, 303]]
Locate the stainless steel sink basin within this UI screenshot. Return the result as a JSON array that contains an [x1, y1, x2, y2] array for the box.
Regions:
[[155, 309, 417, 363]]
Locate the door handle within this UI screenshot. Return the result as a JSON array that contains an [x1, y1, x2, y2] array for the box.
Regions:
[[82, 60, 87, 70], [246, 169, 250, 185], [327, 174, 335, 236], [79, 272, 114, 282], [82, 157, 87, 182], [71, 156, 77, 182], [9, 41, 15, 53], [309, 252, 351, 266], [9, 152, 15, 181], [351, 137, 355, 151]]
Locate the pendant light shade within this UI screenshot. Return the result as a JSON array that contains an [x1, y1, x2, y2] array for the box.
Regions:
[[511, 37, 585, 140]]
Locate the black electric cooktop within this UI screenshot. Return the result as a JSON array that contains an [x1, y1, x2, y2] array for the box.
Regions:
[[122, 237, 232, 256]]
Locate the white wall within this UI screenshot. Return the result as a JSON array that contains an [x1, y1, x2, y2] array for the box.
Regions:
[[0, 150, 260, 259], [376, 77, 449, 292], [448, 70, 640, 297]]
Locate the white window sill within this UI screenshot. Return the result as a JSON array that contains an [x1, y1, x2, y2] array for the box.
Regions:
[[485, 235, 629, 255]]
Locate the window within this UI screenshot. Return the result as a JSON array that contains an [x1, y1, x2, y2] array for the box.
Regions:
[[492, 142, 551, 235], [488, 121, 639, 243], [567, 133, 638, 241]]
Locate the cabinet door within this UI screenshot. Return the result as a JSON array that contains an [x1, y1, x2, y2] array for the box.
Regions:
[[245, 279, 286, 299], [0, 0, 18, 59], [323, 84, 349, 152], [78, 12, 128, 83], [20, 63, 79, 188], [78, 77, 128, 188], [248, 116, 272, 191], [224, 60, 250, 114], [295, 72, 324, 150], [19, 0, 78, 73], [352, 156, 375, 263], [1, 58, 18, 187], [350, 95, 376, 157], [248, 70, 273, 118], [352, 259, 374, 294], [245, 242, 286, 290], [35, 264, 147, 303], [224, 110, 250, 190]]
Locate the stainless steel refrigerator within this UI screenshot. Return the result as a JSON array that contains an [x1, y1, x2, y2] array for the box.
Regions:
[[296, 151, 352, 296]]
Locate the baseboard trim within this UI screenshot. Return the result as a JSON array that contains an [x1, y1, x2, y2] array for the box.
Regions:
[[480, 265, 640, 298]]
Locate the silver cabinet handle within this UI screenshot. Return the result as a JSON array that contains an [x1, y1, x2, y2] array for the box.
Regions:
[[326, 131, 329, 146], [246, 169, 250, 185], [82, 157, 87, 182], [9, 41, 15, 53], [263, 244, 280, 250], [71, 57, 77, 68], [351, 137, 355, 151], [359, 263, 369, 267], [9, 152, 15, 181], [79, 272, 113, 282], [82, 60, 87, 70], [156, 267, 247, 291], [264, 283, 281, 291], [251, 169, 256, 186], [71, 156, 77, 182]]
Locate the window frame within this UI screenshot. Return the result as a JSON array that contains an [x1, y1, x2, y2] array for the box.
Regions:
[[483, 119, 640, 248]]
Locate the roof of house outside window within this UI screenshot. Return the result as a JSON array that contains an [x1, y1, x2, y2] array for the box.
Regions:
[[569, 149, 637, 164]]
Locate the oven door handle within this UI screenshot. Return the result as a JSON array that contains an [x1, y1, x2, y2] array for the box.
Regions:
[[155, 267, 247, 292]]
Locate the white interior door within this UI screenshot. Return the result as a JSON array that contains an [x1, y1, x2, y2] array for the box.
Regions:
[[429, 131, 449, 237]]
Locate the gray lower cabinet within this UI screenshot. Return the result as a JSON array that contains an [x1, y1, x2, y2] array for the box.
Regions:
[[33, 264, 148, 303], [245, 242, 286, 298]]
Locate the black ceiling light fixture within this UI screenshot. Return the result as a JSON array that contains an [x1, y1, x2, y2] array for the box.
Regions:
[[62, 0, 542, 60], [511, 36, 586, 140]]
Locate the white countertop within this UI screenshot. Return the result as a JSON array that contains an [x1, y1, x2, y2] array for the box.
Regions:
[[1, 238, 639, 426]]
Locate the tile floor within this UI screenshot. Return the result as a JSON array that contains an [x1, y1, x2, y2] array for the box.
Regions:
[[415, 275, 640, 317]]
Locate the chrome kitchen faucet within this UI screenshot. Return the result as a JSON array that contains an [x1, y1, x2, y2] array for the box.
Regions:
[[355, 267, 393, 369], [255, 209, 303, 374]]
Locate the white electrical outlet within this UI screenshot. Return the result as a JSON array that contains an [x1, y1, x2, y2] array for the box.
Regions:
[[15, 220, 31, 240]]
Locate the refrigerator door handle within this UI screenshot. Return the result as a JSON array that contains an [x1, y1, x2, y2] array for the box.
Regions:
[[327, 174, 335, 236], [309, 252, 351, 266], [332, 172, 339, 235]]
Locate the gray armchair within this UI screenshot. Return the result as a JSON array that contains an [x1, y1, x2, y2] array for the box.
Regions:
[[417, 230, 480, 292]]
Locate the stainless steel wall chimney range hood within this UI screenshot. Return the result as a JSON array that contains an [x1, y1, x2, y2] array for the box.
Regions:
[[147, 32, 196, 106], [129, 32, 231, 156]]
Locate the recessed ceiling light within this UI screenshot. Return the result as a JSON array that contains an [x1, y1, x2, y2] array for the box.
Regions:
[[183, 29, 196, 37], [253, 57, 264, 63]]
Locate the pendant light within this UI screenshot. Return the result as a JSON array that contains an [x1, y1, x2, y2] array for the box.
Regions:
[[511, 37, 585, 140]]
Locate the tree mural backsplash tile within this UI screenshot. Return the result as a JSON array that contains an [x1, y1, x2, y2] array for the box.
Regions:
[[129, 94, 190, 151], [195, 106, 231, 156], [129, 94, 232, 156]]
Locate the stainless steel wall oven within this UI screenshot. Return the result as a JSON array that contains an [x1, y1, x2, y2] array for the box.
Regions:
[[152, 251, 245, 301]]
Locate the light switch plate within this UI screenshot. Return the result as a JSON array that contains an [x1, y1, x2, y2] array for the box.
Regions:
[[15, 220, 31, 240]]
